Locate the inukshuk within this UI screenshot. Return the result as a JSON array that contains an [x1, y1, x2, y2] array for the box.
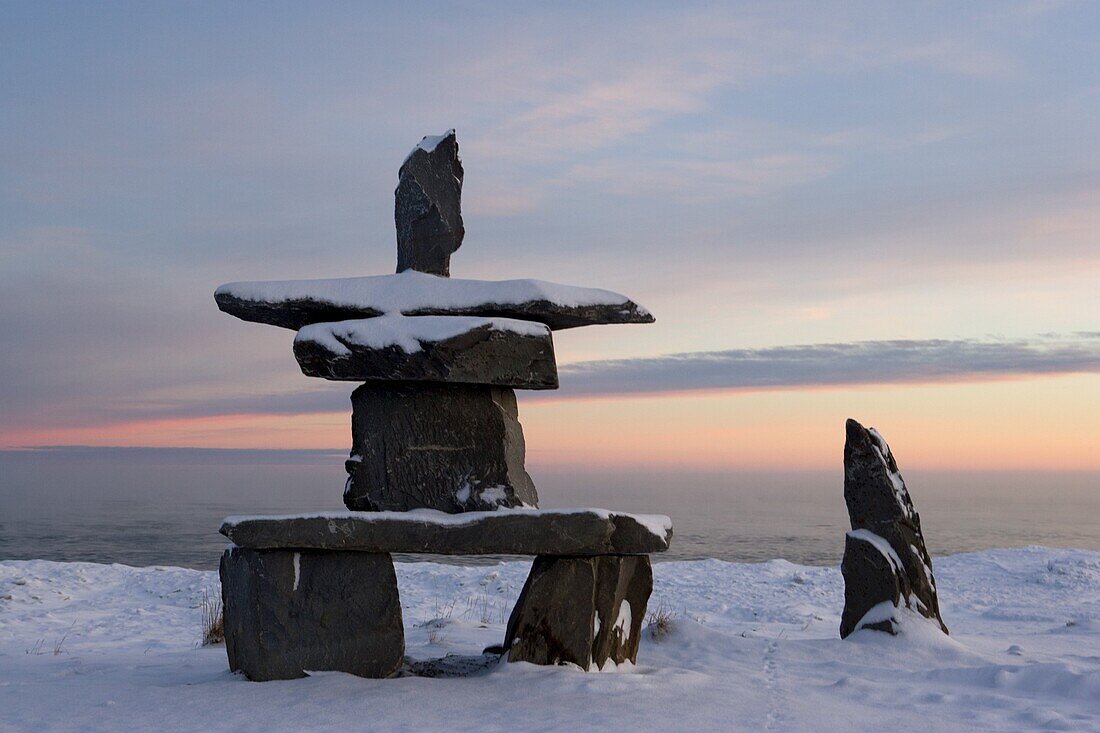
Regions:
[[217, 130, 651, 513], [214, 131, 669, 680]]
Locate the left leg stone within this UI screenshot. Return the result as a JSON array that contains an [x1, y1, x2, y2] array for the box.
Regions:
[[220, 548, 404, 681]]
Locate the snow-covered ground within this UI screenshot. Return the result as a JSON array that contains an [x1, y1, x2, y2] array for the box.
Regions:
[[1, 548, 1097, 732]]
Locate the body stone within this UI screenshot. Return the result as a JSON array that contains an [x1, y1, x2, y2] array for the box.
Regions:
[[344, 382, 538, 512]]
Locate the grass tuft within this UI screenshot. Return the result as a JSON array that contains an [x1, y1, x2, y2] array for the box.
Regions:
[[646, 601, 677, 641], [200, 588, 224, 646]]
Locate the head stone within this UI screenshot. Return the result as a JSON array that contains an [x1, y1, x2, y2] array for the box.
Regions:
[[395, 130, 464, 277]]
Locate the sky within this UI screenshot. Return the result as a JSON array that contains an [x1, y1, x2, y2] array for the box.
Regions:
[[1, 0, 1098, 471]]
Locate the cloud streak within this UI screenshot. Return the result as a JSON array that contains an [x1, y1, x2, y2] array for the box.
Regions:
[[549, 334, 1100, 398], [107, 334, 1100, 421], [3, 333, 1097, 446], [61, 334, 1100, 422]]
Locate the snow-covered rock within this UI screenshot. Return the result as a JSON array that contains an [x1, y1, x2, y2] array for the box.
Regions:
[[840, 419, 947, 637], [214, 269, 654, 331], [396, 129, 464, 276], [220, 507, 673, 555], [293, 314, 557, 388]]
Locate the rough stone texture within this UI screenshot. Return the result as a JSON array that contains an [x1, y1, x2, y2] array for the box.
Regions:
[[402, 653, 502, 678], [344, 382, 537, 512], [220, 509, 673, 555], [214, 288, 654, 332], [840, 532, 908, 635], [840, 418, 948, 638], [395, 131, 463, 276], [503, 555, 652, 669], [293, 318, 558, 388], [219, 547, 404, 681]]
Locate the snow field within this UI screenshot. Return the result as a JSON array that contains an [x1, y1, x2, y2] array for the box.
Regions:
[[0, 547, 1097, 732]]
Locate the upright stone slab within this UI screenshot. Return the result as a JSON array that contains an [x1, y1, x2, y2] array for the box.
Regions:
[[344, 382, 538, 512], [840, 419, 948, 638], [503, 555, 652, 669], [220, 547, 404, 680], [396, 130, 463, 276]]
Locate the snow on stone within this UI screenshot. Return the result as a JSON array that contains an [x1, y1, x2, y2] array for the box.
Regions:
[[568, 507, 673, 540], [614, 600, 632, 640], [846, 528, 905, 575], [292, 552, 300, 591], [295, 314, 550, 355], [450, 481, 511, 507], [911, 542, 937, 591], [223, 507, 673, 540], [478, 486, 510, 506], [216, 269, 647, 314], [867, 427, 913, 518], [853, 599, 897, 629], [403, 129, 456, 164], [3, 547, 1098, 731]]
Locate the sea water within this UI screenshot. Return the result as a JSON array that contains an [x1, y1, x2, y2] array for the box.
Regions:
[[1, 447, 1097, 569]]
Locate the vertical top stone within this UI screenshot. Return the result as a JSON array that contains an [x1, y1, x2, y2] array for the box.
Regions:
[[395, 130, 464, 277]]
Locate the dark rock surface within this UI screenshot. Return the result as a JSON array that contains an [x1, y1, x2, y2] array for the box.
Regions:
[[503, 555, 652, 669], [293, 317, 558, 388], [840, 532, 908, 635], [840, 418, 948, 638], [219, 547, 404, 680], [220, 509, 672, 555], [214, 287, 654, 332], [214, 293, 382, 330], [344, 382, 538, 512], [401, 653, 501, 678], [395, 130, 464, 276]]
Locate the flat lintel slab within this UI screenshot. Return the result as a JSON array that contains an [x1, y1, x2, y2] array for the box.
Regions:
[[221, 508, 672, 556], [293, 315, 557, 388], [215, 270, 654, 331]]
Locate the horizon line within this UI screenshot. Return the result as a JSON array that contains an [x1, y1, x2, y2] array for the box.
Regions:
[[4, 445, 1100, 474]]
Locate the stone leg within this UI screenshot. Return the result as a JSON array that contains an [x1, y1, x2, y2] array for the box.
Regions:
[[345, 382, 538, 512], [220, 548, 404, 681], [503, 555, 652, 670]]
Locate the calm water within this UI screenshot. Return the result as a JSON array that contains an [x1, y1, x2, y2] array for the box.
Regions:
[[1, 448, 1097, 569]]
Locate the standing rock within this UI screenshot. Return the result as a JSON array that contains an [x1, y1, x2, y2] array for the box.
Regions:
[[344, 382, 538, 512], [840, 419, 948, 638], [503, 555, 652, 669], [395, 130, 464, 276], [220, 547, 404, 680]]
